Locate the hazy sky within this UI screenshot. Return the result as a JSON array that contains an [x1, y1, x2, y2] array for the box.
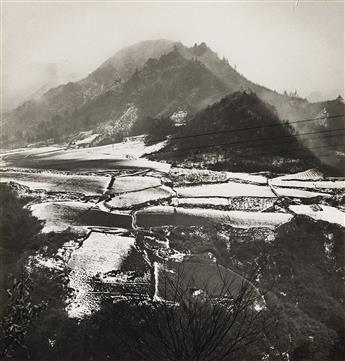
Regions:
[[2, 0, 344, 107]]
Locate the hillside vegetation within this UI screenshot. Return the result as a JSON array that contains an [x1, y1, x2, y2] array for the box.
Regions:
[[151, 92, 320, 173], [165, 217, 345, 361]]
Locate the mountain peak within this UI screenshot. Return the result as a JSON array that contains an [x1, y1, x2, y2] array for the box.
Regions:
[[101, 39, 177, 68], [89, 39, 178, 85], [191, 42, 211, 56]]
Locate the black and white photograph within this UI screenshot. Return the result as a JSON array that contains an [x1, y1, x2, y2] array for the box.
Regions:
[[0, 0, 344, 360]]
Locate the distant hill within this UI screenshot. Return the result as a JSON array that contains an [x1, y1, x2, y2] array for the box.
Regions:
[[2, 40, 344, 163], [150, 92, 320, 173], [176, 42, 345, 132], [3, 62, 83, 112]]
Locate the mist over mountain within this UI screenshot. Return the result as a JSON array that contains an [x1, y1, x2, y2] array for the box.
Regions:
[[3, 39, 344, 164], [3, 62, 83, 112], [72, 48, 227, 126]]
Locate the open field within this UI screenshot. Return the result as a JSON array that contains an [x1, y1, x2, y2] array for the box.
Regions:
[[68, 231, 136, 318], [0, 170, 110, 195]]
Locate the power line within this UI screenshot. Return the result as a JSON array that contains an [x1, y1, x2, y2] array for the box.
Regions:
[[231, 130, 344, 149], [220, 131, 345, 152], [248, 142, 345, 160], [155, 130, 344, 157], [150, 127, 345, 155], [145, 113, 345, 145], [170, 142, 345, 165]]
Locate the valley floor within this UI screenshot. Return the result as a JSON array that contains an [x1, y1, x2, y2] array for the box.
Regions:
[[1, 137, 344, 359]]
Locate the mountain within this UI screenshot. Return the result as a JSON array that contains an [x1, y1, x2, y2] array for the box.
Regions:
[[177, 42, 250, 93], [2, 40, 177, 139], [3, 39, 344, 158], [176, 42, 345, 131], [70, 49, 227, 125], [3, 62, 83, 111], [2, 45, 228, 145], [45, 39, 179, 115], [89, 39, 177, 89], [150, 91, 319, 173]]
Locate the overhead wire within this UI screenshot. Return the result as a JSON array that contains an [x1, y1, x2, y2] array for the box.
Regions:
[[149, 127, 345, 155], [144, 113, 345, 145]]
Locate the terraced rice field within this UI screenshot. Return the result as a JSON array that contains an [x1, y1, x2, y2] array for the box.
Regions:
[[1, 141, 344, 318]]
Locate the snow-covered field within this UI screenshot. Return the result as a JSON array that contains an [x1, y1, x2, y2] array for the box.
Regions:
[[271, 186, 332, 199], [289, 205, 345, 226], [176, 197, 229, 208], [175, 182, 276, 198], [135, 206, 293, 229], [3, 140, 345, 322], [273, 169, 325, 181], [29, 201, 94, 233], [1, 137, 170, 172], [0, 170, 110, 195], [67, 231, 135, 318], [271, 179, 345, 190], [36, 141, 163, 163], [225, 171, 268, 185], [106, 185, 175, 209], [0, 145, 62, 159], [108, 175, 162, 194], [29, 201, 133, 233], [270, 169, 345, 190]]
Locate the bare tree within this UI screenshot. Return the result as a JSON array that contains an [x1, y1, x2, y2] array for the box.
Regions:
[[124, 261, 268, 361]]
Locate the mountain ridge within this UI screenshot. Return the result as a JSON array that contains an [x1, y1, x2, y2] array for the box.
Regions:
[[2, 39, 344, 156], [48, 48, 229, 139]]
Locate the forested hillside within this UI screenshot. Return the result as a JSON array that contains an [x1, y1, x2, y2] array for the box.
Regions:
[[151, 92, 320, 173]]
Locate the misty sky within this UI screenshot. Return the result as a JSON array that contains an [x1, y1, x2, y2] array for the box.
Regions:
[[2, 0, 344, 108]]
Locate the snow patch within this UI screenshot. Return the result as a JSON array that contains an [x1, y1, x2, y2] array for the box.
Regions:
[[177, 197, 228, 207], [272, 186, 332, 199], [170, 110, 187, 127], [108, 176, 161, 194], [0, 170, 110, 195], [270, 169, 345, 190], [74, 133, 101, 147], [67, 232, 135, 318], [176, 182, 276, 198], [29, 201, 93, 233], [273, 169, 324, 181], [106, 185, 175, 209], [289, 205, 345, 227], [226, 172, 267, 185]]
